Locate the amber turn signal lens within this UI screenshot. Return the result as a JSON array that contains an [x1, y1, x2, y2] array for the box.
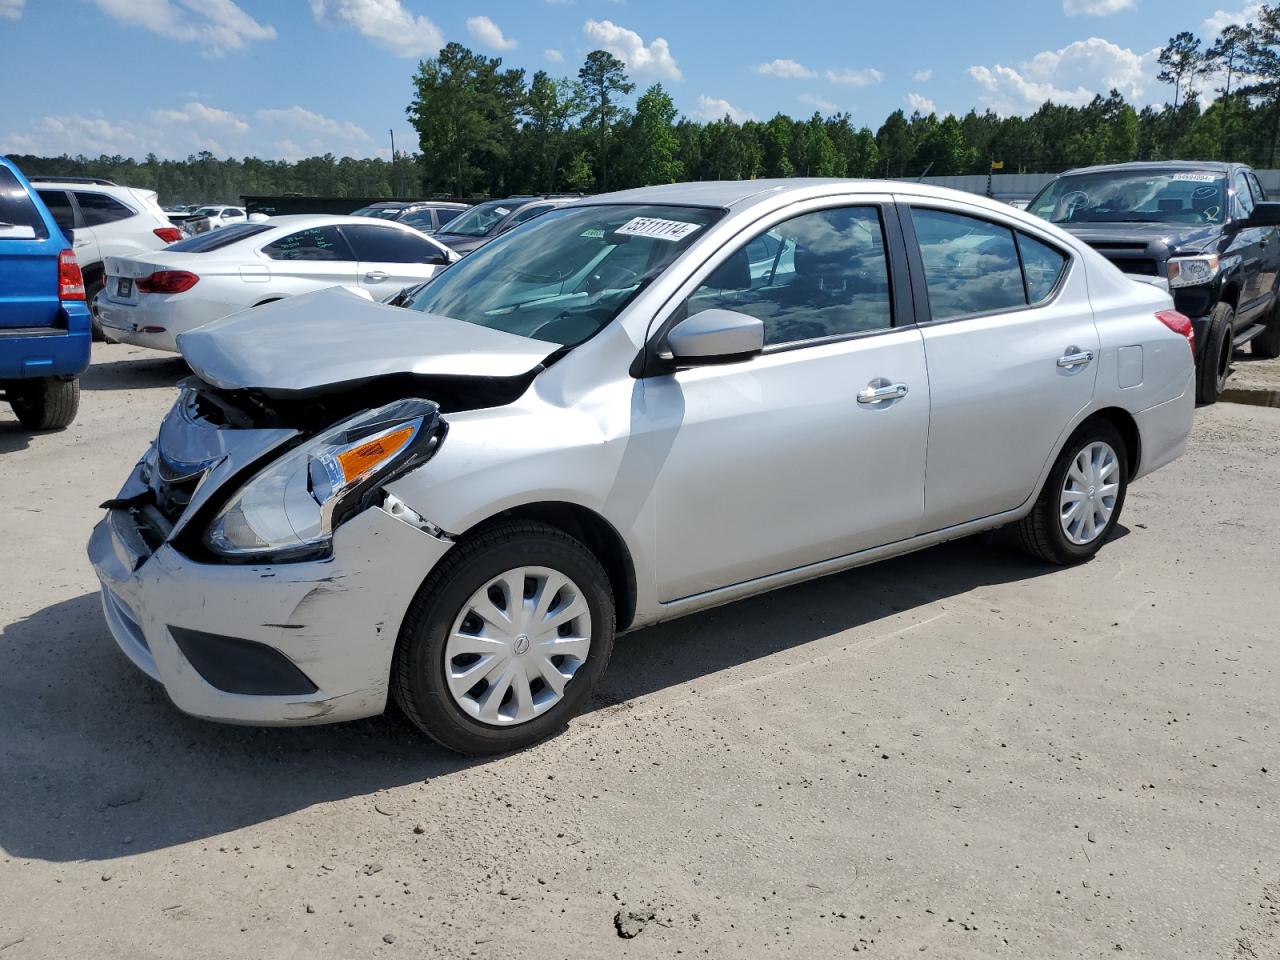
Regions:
[[335, 424, 415, 484]]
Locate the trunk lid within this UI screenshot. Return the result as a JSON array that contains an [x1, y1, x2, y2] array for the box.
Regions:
[[177, 285, 557, 396]]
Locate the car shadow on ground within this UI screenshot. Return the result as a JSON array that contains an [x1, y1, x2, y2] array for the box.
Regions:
[[0, 419, 31, 454], [0, 531, 1114, 864], [80, 350, 188, 392]]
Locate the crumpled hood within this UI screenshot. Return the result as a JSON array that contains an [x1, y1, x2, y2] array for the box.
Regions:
[[177, 286, 556, 396]]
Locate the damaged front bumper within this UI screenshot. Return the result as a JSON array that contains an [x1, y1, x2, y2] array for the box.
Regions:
[[87, 495, 452, 725]]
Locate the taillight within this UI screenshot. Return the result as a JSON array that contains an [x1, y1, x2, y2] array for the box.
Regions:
[[137, 270, 199, 294], [153, 226, 183, 243], [58, 249, 85, 301], [1156, 309, 1195, 357]]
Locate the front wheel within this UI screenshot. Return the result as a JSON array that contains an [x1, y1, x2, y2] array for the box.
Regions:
[[391, 521, 615, 755], [1196, 302, 1234, 404], [7, 376, 80, 430], [1018, 419, 1128, 565]]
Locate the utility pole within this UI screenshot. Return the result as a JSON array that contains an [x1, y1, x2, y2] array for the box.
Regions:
[[389, 129, 397, 197]]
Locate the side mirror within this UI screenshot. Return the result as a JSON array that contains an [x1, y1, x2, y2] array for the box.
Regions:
[[666, 309, 764, 365], [1237, 201, 1280, 230]]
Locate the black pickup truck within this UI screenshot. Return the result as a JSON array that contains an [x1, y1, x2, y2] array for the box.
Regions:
[[1028, 160, 1280, 403]]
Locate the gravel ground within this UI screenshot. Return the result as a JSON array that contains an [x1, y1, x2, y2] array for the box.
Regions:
[[1, 343, 1278, 959], [1229, 349, 1280, 400]]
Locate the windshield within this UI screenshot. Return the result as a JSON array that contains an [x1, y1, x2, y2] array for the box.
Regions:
[[401, 204, 722, 346], [1029, 170, 1227, 225], [440, 199, 520, 237]]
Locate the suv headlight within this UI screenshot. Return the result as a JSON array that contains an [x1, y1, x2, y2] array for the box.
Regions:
[[205, 398, 442, 560], [1167, 254, 1219, 288]]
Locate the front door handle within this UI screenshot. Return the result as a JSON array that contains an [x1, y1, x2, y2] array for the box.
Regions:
[[857, 382, 909, 404], [1057, 349, 1094, 369], [364, 270, 388, 282]]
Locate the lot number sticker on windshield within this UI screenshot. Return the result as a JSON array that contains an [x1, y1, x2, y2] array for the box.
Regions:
[[615, 217, 702, 242], [1172, 172, 1217, 182]]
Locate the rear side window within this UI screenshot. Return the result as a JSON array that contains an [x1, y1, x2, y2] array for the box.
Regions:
[[263, 226, 352, 261], [0, 168, 49, 240], [339, 223, 440, 263], [36, 188, 74, 235], [74, 191, 135, 226], [435, 207, 462, 226], [398, 209, 436, 232], [1017, 233, 1068, 303], [911, 208, 1025, 321], [167, 223, 272, 252]]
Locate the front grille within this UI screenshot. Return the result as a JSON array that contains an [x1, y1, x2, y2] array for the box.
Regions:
[[1102, 256, 1159, 276], [152, 468, 202, 525]]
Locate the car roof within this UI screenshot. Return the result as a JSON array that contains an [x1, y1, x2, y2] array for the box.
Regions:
[[585, 177, 1018, 211], [1059, 160, 1238, 177]]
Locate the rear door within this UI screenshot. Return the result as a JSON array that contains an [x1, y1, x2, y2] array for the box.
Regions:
[[338, 223, 449, 295], [260, 225, 358, 291], [37, 188, 97, 268], [900, 200, 1098, 531], [0, 166, 59, 329]]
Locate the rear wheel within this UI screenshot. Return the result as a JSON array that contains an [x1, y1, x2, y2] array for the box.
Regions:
[[1196, 302, 1234, 404], [391, 520, 615, 755], [85, 273, 106, 342], [7, 377, 80, 430], [1018, 419, 1128, 565]]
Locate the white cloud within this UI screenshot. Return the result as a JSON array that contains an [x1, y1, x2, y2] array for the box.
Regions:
[[905, 92, 936, 114], [544, 48, 564, 63], [309, 0, 443, 58], [583, 19, 682, 81], [0, 0, 23, 21], [152, 101, 249, 133], [825, 67, 885, 86], [798, 93, 837, 112], [1063, 0, 1135, 15], [969, 37, 1159, 114], [754, 58, 816, 79], [1204, 3, 1262, 32], [913, 69, 933, 82], [695, 95, 753, 123], [90, 0, 275, 56], [255, 106, 370, 145], [466, 15, 516, 51]]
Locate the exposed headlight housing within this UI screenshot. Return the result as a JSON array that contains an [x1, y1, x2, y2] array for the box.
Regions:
[[204, 398, 443, 560], [1167, 254, 1219, 289]]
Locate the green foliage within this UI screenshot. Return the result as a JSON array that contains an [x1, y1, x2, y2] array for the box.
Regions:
[[623, 84, 682, 186], [578, 50, 634, 191]]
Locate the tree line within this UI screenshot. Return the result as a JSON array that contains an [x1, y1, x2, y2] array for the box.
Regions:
[[14, 4, 1280, 204]]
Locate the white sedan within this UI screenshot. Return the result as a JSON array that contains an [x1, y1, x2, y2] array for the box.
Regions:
[[97, 215, 456, 352]]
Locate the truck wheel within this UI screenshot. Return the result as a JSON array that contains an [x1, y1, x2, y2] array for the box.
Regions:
[[1196, 302, 1234, 405], [1253, 298, 1280, 359], [1018, 418, 1129, 566], [8, 377, 80, 430], [391, 520, 615, 755]]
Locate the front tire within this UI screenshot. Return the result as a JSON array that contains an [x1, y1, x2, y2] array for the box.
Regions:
[[1196, 302, 1234, 404], [7, 377, 80, 430], [1018, 419, 1128, 565], [391, 520, 615, 755]]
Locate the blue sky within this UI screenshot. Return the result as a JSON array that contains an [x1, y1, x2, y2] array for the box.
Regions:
[[0, 0, 1259, 161]]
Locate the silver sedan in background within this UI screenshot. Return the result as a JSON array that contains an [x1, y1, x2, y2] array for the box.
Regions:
[[88, 179, 1195, 754]]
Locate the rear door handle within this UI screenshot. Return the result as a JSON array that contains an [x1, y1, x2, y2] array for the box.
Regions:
[[857, 382, 909, 404], [364, 270, 388, 282], [1057, 350, 1094, 369]]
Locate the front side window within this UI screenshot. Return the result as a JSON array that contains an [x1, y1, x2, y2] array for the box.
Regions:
[[35, 188, 73, 234], [398, 209, 436, 232], [683, 206, 892, 347], [436, 207, 462, 227], [74, 191, 134, 226], [912, 208, 1025, 321], [507, 203, 553, 227], [402, 204, 722, 346], [339, 223, 441, 263], [1247, 171, 1266, 203], [263, 226, 352, 261], [1233, 171, 1256, 219], [440, 199, 517, 237]]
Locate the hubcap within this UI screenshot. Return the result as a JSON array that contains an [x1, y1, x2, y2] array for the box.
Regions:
[[444, 566, 592, 726], [1059, 440, 1120, 545]]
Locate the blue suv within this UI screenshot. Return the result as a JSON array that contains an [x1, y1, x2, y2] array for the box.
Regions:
[[0, 155, 92, 429]]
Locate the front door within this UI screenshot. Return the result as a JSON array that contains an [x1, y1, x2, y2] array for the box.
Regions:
[[647, 201, 930, 602], [338, 223, 446, 295], [902, 201, 1099, 531]]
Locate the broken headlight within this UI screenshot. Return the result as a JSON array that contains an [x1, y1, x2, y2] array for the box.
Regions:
[[204, 398, 441, 560]]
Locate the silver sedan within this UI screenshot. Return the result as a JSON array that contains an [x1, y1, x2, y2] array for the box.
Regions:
[[88, 179, 1196, 754]]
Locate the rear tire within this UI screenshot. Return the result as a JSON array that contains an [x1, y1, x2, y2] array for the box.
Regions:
[[391, 520, 615, 755], [8, 377, 80, 430], [1018, 419, 1128, 565], [1252, 296, 1280, 359], [85, 274, 106, 342], [1196, 302, 1234, 404]]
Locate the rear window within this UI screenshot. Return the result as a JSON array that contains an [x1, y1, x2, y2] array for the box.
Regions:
[[75, 191, 135, 226], [0, 168, 49, 240], [166, 223, 272, 252]]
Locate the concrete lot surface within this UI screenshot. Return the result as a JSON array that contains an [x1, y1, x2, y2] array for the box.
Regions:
[[1, 343, 1278, 959]]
